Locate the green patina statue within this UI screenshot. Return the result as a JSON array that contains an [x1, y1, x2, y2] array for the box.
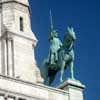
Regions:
[[41, 11, 76, 85], [48, 30, 62, 65], [48, 11, 62, 66]]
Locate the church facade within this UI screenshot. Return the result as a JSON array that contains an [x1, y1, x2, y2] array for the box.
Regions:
[[0, 0, 85, 100], [0, 0, 41, 83]]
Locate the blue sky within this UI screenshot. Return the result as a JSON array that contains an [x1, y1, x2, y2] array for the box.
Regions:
[[29, 0, 100, 100]]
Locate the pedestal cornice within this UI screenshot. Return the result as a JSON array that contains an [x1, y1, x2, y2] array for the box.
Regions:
[[58, 79, 85, 90]]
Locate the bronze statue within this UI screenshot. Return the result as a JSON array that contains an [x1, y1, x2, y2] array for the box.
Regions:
[[40, 12, 76, 85]]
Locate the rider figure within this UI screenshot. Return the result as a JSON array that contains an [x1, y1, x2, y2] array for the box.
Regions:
[[48, 30, 62, 65], [47, 10, 62, 66]]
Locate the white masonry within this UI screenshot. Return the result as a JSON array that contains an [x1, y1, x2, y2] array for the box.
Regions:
[[0, 0, 42, 83]]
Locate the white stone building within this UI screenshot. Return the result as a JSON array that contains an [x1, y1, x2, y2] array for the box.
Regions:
[[0, 0, 42, 83], [0, 0, 85, 100]]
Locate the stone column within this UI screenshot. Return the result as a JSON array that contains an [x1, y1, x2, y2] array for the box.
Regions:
[[1, 39, 6, 75], [8, 38, 14, 77], [58, 79, 85, 100], [4, 37, 15, 77], [11, 39, 15, 77], [5, 38, 9, 76]]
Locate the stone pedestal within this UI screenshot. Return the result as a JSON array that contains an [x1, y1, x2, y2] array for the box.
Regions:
[[58, 79, 85, 100]]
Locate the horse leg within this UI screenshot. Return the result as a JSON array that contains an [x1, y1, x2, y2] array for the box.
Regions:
[[69, 61, 74, 79], [49, 75, 55, 85], [44, 77, 49, 85], [44, 75, 54, 86], [60, 61, 65, 82], [48, 68, 57, 85]]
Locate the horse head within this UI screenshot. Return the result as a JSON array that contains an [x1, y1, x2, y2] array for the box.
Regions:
[[67, 27, 76, 41], [62, 27, 76, 49]]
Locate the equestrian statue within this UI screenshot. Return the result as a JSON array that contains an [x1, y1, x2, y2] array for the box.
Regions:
[[40, 11, 76, 85]]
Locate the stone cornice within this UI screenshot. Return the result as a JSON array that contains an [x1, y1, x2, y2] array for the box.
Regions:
[[57, 79, 85, 90], [0, 74, 68, 95], [0, 0, 31, 15], [0, 0, 29, 6], [0, 30, 37, 47]]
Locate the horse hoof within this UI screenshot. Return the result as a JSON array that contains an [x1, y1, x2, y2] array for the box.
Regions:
[[60, 79, 63, 83]]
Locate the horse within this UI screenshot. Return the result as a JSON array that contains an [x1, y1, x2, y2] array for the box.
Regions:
[[40, 27, 76, 85]]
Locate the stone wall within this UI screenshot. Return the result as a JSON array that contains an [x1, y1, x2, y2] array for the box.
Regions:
[[0, 75, 69, 100]]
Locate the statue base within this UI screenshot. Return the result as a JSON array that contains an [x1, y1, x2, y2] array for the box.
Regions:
[[57, 78, 85, 100]]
